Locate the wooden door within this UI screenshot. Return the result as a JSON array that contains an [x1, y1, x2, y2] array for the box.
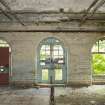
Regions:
[[0, 47, 9, 85]]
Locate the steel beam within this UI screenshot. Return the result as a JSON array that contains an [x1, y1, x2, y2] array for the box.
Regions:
[[80, 0, 100, 25], [91, 0, 105, 14], [80, 0, 105, 26], [83, 0, 99, 17], [0, 7, 12, 20], [0, 0, 25, 26]]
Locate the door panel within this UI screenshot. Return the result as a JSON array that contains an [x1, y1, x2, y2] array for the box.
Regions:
[[0, 47, 9, 85], [42, 69, 48, 81], [0, 74, 9, 85], [0, 48, 9, 66], [55, 69, 62, 80]]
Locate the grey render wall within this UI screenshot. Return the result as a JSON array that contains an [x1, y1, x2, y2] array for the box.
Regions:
[[0, 32, 104, 86]]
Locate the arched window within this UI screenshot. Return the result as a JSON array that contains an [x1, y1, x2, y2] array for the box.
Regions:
[[92, 38, 105, 75], [37, 37, 67, 84], [0, 39, 9, 47]]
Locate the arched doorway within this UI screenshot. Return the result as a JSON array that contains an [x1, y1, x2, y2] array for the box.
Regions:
[[37, 37, 67, 84], [0, 39, 11, 85]]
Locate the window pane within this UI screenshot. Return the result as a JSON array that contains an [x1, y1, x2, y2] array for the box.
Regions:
[[40, 49, 46, 60], [40, 54, 46, 60], [40, 50, 45, 55], [58, 59, 64, 64], [41, 45, 50, 50], [55, 69, 62, 80], [59, 50, 63, 55], [99, 40, 105, 52], [40, 62, 45, 66], [45, 45, 50, 50], [56, 40, 59, 42], [58, 46, 63, 50], [53, 45, 58, 50], [0, 39, 9, 47], [46, 50, 50, 56], [41, 45, 46, 50], [53, 55, 59, 59], [92, 40, 105, 53], [59, 55, 63, 58], [42, 69, 48, 80], [0, 40, 6, 43], [54, 45, 63, 50], [53, 51, 58, 55], [92, 43, 98, 52], [5, 44, 9, 47]]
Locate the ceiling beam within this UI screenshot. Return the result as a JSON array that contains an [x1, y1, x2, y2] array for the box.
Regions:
[[83, 0, 99, 16], [91, 0, 105, 14], [0, 0, 25, 26], [0, 7, 12, 20], [80, 0, 99, 25], [80, 0, 105, 26], [80, 0, 105, 25]]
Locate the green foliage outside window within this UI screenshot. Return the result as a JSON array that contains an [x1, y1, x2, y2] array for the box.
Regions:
[[92, 39, 105, 75], [92, 54, 105, 74]]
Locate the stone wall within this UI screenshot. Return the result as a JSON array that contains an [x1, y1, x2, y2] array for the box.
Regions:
[[0, 31, 104, 86]]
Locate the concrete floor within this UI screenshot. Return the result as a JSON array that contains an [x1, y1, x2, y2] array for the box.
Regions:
[[0, 85, 105, 105]]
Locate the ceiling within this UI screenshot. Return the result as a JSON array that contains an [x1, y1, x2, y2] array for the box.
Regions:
[[0, 0, 105, 27], [0, 0, 105, 12]]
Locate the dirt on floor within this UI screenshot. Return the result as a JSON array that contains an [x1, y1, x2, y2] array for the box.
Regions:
[[0, 85, 105, 105], [55, 85, 105, 105]]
